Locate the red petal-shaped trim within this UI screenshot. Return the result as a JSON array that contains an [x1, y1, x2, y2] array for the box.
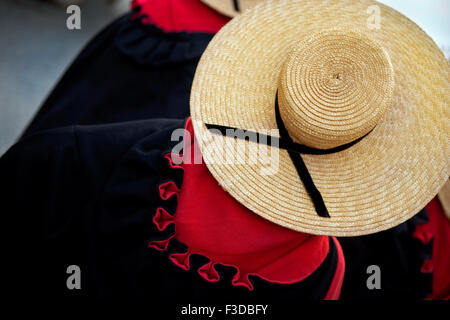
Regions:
[[413, 222, 434, 245], [148, 236, 174, 251], [153, 207, 174, 231], [165, 153, 184, 169], [159, 181, 180, 200], [169, 251, 192, 271], [198, 261, 220, 282], [231, 271, 253, 291]]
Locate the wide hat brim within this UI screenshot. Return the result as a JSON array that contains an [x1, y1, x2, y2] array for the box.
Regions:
[[191, 0, 450, 236]]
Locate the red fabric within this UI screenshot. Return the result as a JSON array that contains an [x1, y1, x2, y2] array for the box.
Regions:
[[152, 118, 344, 296], [424, 198, 450, 299], [132, 0, 230, 33]]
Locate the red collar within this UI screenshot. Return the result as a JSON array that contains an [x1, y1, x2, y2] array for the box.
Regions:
[[132, 0, 229, 33]]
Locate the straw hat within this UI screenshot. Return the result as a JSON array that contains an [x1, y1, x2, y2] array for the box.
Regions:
[[190, 0, 450, 236], [201, 0, 262, 17], [438, 180, 450, 220]]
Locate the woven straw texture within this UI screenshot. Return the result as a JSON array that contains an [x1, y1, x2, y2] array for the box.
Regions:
[[201, 0, 262, 17], [191, 0, 450, 236], [278, 29, 395, 149]]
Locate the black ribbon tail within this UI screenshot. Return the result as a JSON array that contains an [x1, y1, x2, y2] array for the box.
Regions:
[[233, 0, 240, 12], [274, 94, 330, 218], [286, 150, 330, 218]]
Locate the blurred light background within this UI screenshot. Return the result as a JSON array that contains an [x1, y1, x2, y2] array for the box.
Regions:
[[380, 0, 449, 55], [0, 0, 129, 156], [0, 0, 449, 156]]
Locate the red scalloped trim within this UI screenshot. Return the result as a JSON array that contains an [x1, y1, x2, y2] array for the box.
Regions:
[[153, 207, 174, 231], [158, 181, 180, 200], [413, 221, 434, 245], [153, 153, 253, 290], [170, 250, 192, 271], [148, 155, 182, 251], [164, 153, 184, 169], [198, 261, 220, 282], [148, 235, 174, 251], [231, 268, 254, 290]]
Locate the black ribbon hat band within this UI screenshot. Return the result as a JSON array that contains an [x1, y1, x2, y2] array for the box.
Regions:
[[233, 0, 240, 12], [205, 93, 373, 218]]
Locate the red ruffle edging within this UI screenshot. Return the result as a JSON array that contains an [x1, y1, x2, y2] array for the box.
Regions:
[[149, 152, 261, 290]]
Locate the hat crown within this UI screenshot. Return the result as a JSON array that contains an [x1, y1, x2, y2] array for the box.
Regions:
[[278, 30, 395, 149]]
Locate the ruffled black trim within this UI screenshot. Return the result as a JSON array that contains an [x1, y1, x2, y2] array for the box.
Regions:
[[115, 7, 214, 66]]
